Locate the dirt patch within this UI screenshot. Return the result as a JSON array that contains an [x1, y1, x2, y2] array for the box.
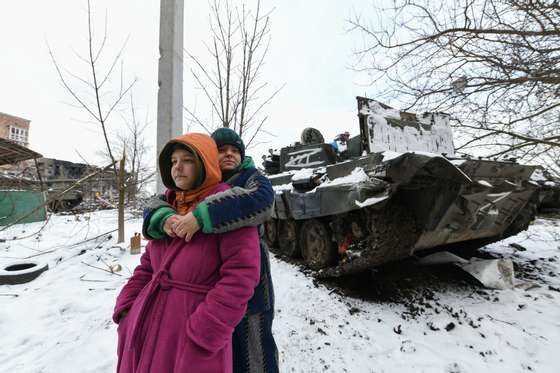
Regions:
[[271, 240, 558, 321], [271, 247, 486, 316]]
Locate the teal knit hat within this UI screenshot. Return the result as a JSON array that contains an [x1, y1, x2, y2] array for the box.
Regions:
[[211, 127, 245, 160]]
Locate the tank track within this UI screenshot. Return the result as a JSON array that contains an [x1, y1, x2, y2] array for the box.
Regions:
[[319, 202, 420, 278]]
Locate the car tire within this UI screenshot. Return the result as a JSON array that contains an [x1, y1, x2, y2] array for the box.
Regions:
[[0, 261, 49, 285]]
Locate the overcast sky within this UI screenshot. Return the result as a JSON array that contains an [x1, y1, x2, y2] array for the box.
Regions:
[[0, 0, 375, 167]]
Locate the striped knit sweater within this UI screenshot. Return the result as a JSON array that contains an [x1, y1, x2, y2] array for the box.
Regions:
[[142, 158, 274, 237]]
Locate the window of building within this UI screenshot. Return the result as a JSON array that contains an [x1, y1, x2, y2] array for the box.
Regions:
[[9, 126, 28, 146]]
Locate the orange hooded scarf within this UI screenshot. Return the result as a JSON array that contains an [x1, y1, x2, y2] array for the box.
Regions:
[[158, 133, 222, 215]]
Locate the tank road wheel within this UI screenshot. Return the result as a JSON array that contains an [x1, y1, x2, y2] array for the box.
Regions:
[[300, 219, 337, 270], [278, 220, 300, 257], [263, 219, 278, 248]]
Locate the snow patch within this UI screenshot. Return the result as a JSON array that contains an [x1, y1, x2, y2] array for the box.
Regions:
[[355, 195, 389, 208], [273, 183, 293, 193], [0, 211, 559, 372], [319, 167, 369, 187], [450, 159, 467, 166], [381, 150, 404, 162], [290, 168, 315, 181], [530, 168, 547, 182]]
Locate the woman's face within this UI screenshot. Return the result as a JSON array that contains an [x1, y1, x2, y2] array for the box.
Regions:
[[218, 144, 241, 171], [171, 148, 197, 190]]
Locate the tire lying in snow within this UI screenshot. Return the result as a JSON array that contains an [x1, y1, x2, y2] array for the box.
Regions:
[[0, 261, 49, 285]]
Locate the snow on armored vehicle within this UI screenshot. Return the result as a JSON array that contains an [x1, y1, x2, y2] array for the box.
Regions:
[[263, 97, 539, 277], [530, 167, 560, 212]]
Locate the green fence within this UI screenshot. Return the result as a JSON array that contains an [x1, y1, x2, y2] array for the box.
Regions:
[[0, 190, 47, 226]]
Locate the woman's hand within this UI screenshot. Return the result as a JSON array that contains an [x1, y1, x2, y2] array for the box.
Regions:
[[163, 214, 181, 238], [173, 212, 201, 242]]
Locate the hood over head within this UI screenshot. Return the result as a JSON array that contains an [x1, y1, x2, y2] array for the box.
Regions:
[[158, 133, 222, 212]]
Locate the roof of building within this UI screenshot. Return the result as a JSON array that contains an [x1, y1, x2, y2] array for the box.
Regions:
[[0, 112, 31, 123], [0, 174, 39, 190], [0, 137, 42, 166]]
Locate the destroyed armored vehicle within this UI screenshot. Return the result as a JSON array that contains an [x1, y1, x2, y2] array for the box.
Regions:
[[46, 189, 83, 212], [262, 97, 539, 277]]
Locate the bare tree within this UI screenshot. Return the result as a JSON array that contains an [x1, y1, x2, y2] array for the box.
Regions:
[[49, 0, 137, 241], [349, 0, 560, 173], [116, 95, 155, 201], [95, 96, 155, 203], [185, 0, 282, 147]]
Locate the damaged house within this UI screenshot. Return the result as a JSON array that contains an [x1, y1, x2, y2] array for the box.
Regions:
[[0, 112, 121, 221]]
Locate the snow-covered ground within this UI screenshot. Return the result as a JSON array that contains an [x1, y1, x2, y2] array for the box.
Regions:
[[0, 210, 558, 373]]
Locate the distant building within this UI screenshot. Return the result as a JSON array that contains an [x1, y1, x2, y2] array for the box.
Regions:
[[0, 112, 30, 147], [36, 157, 120, 200], [36, 158, 91, 180], [0, 112, 122, 203]]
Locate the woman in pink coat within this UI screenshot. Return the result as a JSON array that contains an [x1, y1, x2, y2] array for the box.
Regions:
[[113, 133, 260, 373]]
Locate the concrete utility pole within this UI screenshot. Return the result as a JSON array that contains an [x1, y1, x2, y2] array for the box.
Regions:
[[156, 0, 184, 193]]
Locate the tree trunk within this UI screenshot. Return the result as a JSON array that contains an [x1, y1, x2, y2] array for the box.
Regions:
[[117, 155, 126, 243]]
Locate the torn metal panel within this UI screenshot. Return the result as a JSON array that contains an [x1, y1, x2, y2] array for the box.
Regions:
[[357, 97, 455, 156], [416, 251, 515, 290]]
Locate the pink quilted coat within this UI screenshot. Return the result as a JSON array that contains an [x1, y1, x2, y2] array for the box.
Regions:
[[113, 185, 260, 372]]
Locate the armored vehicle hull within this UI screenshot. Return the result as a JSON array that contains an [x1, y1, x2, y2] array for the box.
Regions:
[[530, 167, 560, 212], [263, 97, 539, 277], [47, 189, 83, 212]]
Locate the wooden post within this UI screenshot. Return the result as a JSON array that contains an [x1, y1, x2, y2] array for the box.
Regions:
[[117, 154, 126, 243], [130, 232, 141, 255], [33, 157, 45, 192]]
